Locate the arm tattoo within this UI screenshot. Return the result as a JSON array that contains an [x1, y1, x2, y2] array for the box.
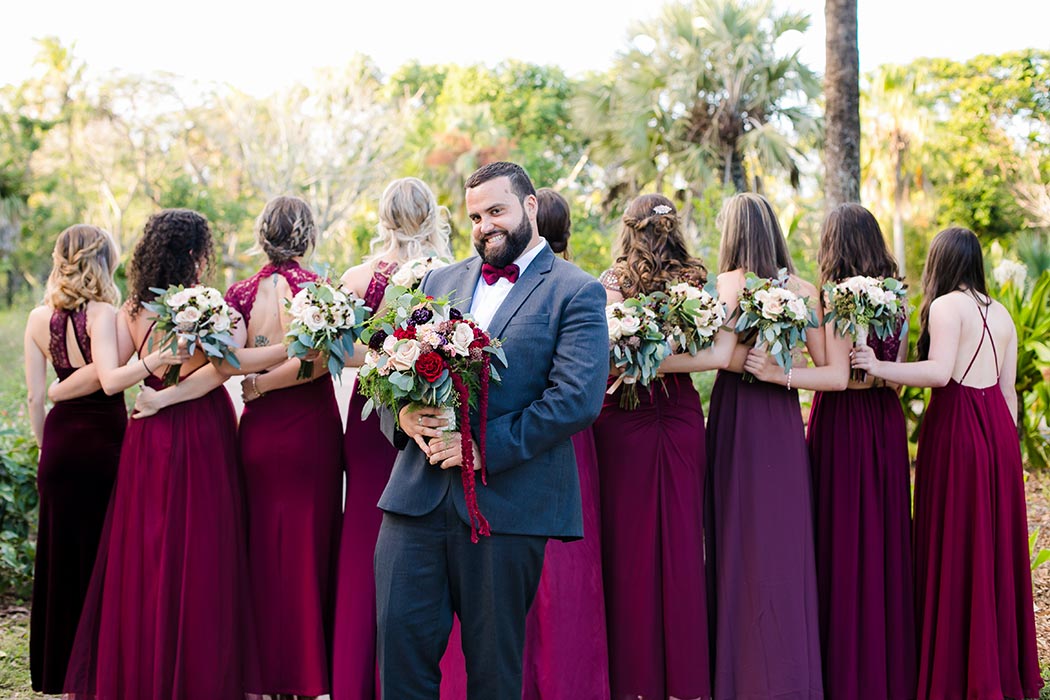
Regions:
[[254, 335, 270, 347]]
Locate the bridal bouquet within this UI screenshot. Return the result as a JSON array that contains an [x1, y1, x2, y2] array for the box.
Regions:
[[142, 284, 240, 386], [823, 275, 906, 380], [659, 281, 726, 355], [390, 256, 451, 290], [284, 281, 370, 381], [607, 296, 671, 410], [734, 271, 818, 382], [357, 288, 507, 542]]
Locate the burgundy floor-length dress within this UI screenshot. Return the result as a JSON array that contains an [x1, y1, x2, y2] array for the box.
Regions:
[[806, 330, 916, 700], [439, 429, 610, 700], [705, 370, 822, 700], [31, 308, 125, 694], [913, 305, 1042, 700], [594, 373, 710, 700], [64, 340, 245, 699], [332, 261, 400, 700], [226, 260, 345, 696]]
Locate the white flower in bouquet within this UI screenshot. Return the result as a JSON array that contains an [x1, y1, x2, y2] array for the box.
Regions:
[[735, 271, 818, 382], [390, 339, 423, 372], [606, 308, 625, 341], [142, 284, 241, 386], [283, 280, 369, 380], [822, 274, 907, 380], [451, 323, 475, 357], [391, 256, 452, 289], [620, 313, 642, 335]]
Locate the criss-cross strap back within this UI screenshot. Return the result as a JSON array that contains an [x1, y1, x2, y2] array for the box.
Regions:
[[363, 260, 399, 317], [224, 259, 320, 325], [49, 307, 92, 370], [959, 292, 999, 384]]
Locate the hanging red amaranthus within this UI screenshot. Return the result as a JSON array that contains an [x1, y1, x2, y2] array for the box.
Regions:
[[450, 371, 491, 543]]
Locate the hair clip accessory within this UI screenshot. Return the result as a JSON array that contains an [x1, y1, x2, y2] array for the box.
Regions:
[[652, 205, 673, 215]]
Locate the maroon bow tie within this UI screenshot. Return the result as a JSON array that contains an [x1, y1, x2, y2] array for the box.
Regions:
[[481, 262, 520, 285]]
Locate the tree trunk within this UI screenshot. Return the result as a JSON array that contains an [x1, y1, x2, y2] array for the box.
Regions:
[[730, 149, 748, 193], [823, 0, 860, 210], [893, 150, 907, 277]]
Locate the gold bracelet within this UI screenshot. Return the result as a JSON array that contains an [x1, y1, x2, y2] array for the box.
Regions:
[[250, 374, 265, 399]]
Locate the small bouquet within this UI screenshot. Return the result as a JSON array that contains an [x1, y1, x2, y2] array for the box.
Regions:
[[284, 281, 370, 381], [734, 271, 818, 383], [357, 288, 507, 542], [823, 275, 907, 380], [142, 284, 240, 386], [606, 296, 671, 410], [659, 281, 727, 355], [390, 256, 451, 290]]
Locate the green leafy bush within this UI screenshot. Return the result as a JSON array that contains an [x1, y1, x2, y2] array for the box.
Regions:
[[0, 428, 38, 599]]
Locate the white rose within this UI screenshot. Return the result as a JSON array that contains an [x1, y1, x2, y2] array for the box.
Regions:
[[755, 290, 784, 319], [669, 282, 689, 297], [363, 350, 380, 369], [211, 312, 231, 332], [787, 297, 808, 321], [620, 313, 642, 335], [843, 276, 869, 295], [607, 315, 623, 341], [383, 335, 398, 355], [303, 307, 327, 333], [391, 267, 415, 287], [288, 292, 310, 317], [451, 323, 475, 357], [390, 339, 422, 372], [174, 306, 201, 325], [204, 288, 223, 306], [167, 290, 191, 308]]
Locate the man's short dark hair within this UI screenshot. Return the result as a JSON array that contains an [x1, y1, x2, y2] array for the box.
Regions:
[[464, 161, 536, 202]]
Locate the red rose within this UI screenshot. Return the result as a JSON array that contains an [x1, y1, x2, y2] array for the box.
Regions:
[[415, 351, 445, 383], [394, 326, 417, 340]]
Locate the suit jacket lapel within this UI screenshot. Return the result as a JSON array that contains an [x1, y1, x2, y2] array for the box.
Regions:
[[486, 245, 554, 339], [446, 256, 483, 312]]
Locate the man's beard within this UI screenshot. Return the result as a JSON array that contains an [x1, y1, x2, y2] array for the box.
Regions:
[[474, 214, 532, 268]]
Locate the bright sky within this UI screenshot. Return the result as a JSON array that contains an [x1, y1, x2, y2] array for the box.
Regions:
[[2, 0, 1048, 95]]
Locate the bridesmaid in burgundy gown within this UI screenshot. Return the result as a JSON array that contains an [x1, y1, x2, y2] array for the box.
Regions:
[[439, 188, 613, 700], [217, 196, 343, 698], [64, 209, 247, 700], [744, 204, 915, 700], [22, 225, 126, 694], [706, 193, 823, 700], [330, 177, 453, 700], [592, 194, 736, 700], [853, 227, 1042, 700]]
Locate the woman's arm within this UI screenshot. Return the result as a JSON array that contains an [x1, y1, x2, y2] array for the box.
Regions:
[[23, 315, 48, 446], [744, 322, 851, 391], [246, 356, 332, 401], [852, 297, 960, 388], [998, 328, 1019, 426], [48, 365, 102, 402], [132, 363, 228, 418], [92, 307, 185, 395], [210, 316, 290, 376]]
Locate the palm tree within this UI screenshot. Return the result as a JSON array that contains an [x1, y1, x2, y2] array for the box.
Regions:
[[575, 0, 820, 200], [861, 66, 929, 277], [824, 0, 860, 209]]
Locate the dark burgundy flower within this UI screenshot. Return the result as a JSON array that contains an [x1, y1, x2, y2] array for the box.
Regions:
[[411, 307, 433, 325], [367, 329, 388, 351], [449, 307, 463, 321], [415, 351, 445, 383]]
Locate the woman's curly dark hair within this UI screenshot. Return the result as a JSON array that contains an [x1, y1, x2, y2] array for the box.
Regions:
[[126, 209, 215, 316], [613, 193, 707, 296]]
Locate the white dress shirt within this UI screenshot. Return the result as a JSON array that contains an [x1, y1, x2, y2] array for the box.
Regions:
[[469, 239, 548, 331]]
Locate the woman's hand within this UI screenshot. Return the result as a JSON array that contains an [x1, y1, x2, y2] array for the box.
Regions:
[[132, 385, 169, 418], [744, 347, 784, 384], [242, 373, 265, 403], [851, 344, 882, 377]]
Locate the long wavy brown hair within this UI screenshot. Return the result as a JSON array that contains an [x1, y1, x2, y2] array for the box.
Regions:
[[44, 224, 121, 310], [916, 227, 988, 360], [126, 209, 215, 316], [817, 203, 900, 286], [612, 194, 707, 296]]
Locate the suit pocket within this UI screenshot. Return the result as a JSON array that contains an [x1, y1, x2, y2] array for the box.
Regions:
[[507, 313, 549, 326]]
